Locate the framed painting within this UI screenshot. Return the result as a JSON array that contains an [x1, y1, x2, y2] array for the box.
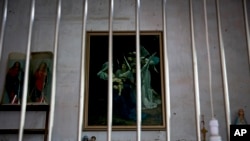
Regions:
[[1, 51, 53, 105], [27, 51, 53, 105], [1, 52, 26, 104], [84, 32, 166, 130]]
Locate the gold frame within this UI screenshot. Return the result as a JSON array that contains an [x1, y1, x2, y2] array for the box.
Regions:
[[84, 31, 166, 131]]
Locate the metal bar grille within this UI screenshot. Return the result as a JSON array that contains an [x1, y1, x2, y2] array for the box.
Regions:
[[203, 0, 214, 120], [215, 0, 231, 140], [135, 0, 142, 141], [189, 0, 201, 140], [0, 0, 243, 140], [78, 0, 88, 140], [243, 0, 250, 66], [47, 0, 61, 141], [18, 0, 35, 140], [0, 0, 7, 61], [107, 0, 114, 141], [162, 0, 171, 141]]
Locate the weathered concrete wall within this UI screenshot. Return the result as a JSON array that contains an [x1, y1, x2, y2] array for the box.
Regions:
[[0, 0, 250, 141]]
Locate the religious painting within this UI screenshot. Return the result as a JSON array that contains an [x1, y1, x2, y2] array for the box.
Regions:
[[27, 51, 53, 105], [1, 52, 26, 104], [1, 52, 53, 105], [84, 32, 166, 130]]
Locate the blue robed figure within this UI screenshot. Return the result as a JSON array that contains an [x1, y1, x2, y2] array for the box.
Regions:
[[97, 46, 160, 121]]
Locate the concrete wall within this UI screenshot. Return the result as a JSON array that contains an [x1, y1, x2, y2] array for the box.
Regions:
[[0, 0, 250, 141]]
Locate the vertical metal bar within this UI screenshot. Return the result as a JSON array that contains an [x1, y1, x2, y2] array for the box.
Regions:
[[189, 0, 201, 141], [47, 0, 61, 140], [243, 0, 250, 66], [162, 0, 170, 141], [215, 0, 230, 140], [204, 0, 215, 119], [0, 0, 8, 61], [18, 0, 35, 141], [135, 0, 141, 141], [107, 0, 114, 141], [78, 0, 88, 141]]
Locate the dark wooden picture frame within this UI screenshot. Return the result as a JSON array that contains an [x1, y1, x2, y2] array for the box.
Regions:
[[84, 32, 165, 130]]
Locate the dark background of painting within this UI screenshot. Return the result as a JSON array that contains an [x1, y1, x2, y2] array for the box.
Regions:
[[87, 33, 163, 127]]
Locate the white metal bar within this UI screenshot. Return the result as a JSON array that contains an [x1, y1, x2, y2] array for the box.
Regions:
[[47, 0, 61, 140], [204, 0, 214, 119], [18, 0, 35, 140], [243, 0, 250, 66], [0, 0, 8, 61], [78, 0, 88, 140], [136, 0, 142, 141], [215, 0, 231, 140], [162, 0, 171, 141], [189, 0, 201, 141], [107, 0, 114, 141]]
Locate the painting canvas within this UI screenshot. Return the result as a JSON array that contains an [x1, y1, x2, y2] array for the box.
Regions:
[[84, 32, 166, 130], [27, 51, 53, 104], [1, 52, 26, 104]]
